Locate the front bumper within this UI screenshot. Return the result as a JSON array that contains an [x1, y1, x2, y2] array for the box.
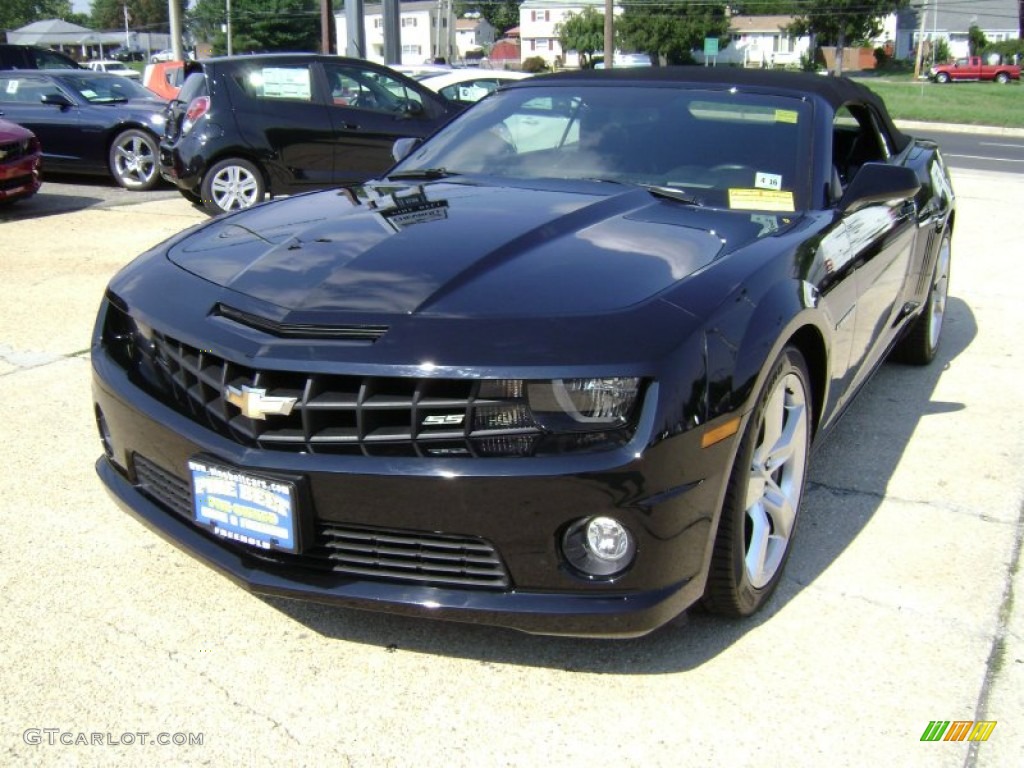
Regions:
[[93, 339, 737, 637]]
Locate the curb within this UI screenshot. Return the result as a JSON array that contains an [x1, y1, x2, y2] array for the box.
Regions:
[[895, 119, 1024, 138]]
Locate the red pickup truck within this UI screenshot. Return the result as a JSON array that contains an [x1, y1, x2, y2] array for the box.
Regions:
[[929, 56, 1021, 84]]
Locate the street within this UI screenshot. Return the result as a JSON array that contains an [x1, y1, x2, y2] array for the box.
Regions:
[[0, 170, 1021, 767]]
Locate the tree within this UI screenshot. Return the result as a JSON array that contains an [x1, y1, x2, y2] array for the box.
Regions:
[[90, 0, 175, 31], [967, 24, 988, 57], [618, 1, 730, 66], [190, 0, 318, 55], [1, 0, 73, 31], [788, 0, 908, 76], [557, 6, 606, 69], [454, 1, 520, 38]]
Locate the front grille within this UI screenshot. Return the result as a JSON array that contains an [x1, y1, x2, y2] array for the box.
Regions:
[[132, 455, 511, 589], [103, 301, 637, 458]]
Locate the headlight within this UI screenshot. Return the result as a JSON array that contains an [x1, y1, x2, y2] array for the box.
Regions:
[[527, 377, 640, 432]]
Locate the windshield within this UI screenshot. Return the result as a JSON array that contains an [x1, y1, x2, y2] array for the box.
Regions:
[[64, 74, 155, 103], [392, 84, 814, 212]]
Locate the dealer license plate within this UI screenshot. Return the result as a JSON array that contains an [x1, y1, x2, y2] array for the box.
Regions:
[[188, 458, 298, 553]]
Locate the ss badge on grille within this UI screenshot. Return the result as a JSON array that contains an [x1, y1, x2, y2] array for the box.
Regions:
[[225, 385, 298, 420], [422, 414, 464, 426]]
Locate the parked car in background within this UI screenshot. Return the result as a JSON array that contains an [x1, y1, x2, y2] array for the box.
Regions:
[[86, 60, 143, 80], [94, 68, 955, 638], [111, 47, 146, 62], [0, 44, 81, 70], [0, 118, 42, 204], [143, 60, 184, 100], [417, 68, 531, 105], [929, 55, 1021, 83], [150, 49, 176, 64], [160, 54, 459, 214], [0, 70, 166, 190]]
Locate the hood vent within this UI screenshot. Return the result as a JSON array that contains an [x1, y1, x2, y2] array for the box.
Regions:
[[214, 304, 388, 342]]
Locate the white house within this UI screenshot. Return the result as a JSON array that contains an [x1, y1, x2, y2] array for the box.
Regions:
[[335, 1, 456, 66], [695, 15, 811, 68], [895, 0, 1020, 60], [455, 15, 496, 59], [519, 0, 613, 68]]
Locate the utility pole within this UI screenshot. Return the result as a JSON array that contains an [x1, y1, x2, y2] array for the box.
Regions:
[[226, 0, 233, 56], [123, 3, 131, 49], [320, 0, 334, 54], [913, 3, 926, 79], [168, 0, 185, 60], [603, 0, 613, 68]]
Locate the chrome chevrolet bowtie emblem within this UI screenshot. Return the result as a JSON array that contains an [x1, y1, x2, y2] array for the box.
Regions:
[[225, 385, 297, 420]]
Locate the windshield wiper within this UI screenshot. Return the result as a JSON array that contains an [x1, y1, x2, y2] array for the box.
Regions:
[[387, 168, 458, 181], [643, 185, 703, 206]]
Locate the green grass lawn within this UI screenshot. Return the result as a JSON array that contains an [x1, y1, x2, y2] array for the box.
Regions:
[[854, 77, 1024, 128]]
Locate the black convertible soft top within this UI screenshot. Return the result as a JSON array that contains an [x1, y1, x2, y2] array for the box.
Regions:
[[529, 66, 911, 152]]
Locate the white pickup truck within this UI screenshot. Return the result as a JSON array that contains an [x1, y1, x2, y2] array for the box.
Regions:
[[85, 60, 142, 80]]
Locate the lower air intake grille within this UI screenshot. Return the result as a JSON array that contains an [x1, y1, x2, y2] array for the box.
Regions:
[[132, 455, 511, 589]]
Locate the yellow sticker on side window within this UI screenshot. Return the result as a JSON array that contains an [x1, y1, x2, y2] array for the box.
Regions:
[[775, 109, 799, 124], [729, 188, 796, 212]]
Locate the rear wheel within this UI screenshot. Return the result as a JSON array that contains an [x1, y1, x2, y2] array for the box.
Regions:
[[109, 129, 160, 190], [704, 346, 812, 616], [200, 157, 266, 215], [893, 231, 951, 365], [995, 72, 1010, 84]]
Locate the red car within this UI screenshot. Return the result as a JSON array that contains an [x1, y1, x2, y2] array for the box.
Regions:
[[0, 118, 42, 205]]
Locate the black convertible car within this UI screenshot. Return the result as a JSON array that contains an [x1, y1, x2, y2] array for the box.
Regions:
[[92, 69, 954, 637]]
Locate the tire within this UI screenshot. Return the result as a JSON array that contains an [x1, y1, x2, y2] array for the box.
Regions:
[[703, 346, 812, 617], [200, 157, 265, 215], [108, 129, 160, 191], [936, 72, 950, 84], [893, 231, 951, 365], [995, 72, 1009, 84]]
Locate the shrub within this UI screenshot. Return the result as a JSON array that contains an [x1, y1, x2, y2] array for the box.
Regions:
[[521, 56, 548, 73]]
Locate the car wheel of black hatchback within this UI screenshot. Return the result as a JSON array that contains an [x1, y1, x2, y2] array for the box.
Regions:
[[201, 157, 266, 215], [109, 129, 160, 191], [704, 345, 812, 617]]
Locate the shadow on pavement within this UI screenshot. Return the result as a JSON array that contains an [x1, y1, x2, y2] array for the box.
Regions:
[[264, 297, 977, 672]]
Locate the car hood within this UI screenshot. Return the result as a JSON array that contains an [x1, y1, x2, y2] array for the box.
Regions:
[[166, 180, 786, 318]]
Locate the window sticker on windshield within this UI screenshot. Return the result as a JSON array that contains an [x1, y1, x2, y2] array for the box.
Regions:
[[5, 80, 19, 94], [81, 89, 98, 99], [775, 109, 799, 124], [261, 67, 312, 100], [755, 172, 782, 191], [729, 188, 795, 213]]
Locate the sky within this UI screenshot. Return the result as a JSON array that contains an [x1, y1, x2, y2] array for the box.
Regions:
[[72, 0, 91, 14]]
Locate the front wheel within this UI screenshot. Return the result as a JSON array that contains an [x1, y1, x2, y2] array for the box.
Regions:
[[200, 157, 266, 215], [109, 129, 160, 190], [935, 72, 950, 84], [703, 346, 812, 616]]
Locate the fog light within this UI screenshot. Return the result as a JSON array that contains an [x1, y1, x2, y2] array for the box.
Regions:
[[562, 516, 636, 578]]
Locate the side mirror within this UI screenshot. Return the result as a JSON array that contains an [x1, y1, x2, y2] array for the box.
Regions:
[[392, 137, 421, 163], [838, 162, 920, 215], [41, 92, 74, 108]]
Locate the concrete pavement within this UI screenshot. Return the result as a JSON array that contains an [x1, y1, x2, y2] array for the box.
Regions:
[[0, 173, 1021, 766]]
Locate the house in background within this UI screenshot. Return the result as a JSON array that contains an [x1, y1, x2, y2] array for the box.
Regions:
[[895, 0, 1020, 60], [519, 0, 613, 68], [455, 15, 496, 60], [335, 1, 456, 66], [694, 15, 811, 68]]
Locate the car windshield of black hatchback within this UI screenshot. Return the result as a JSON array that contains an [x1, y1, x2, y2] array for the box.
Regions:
[[66, 74, 153, 104], [392, 84, 814, 213]]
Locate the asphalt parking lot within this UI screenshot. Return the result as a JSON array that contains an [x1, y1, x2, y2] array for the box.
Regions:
[[1, 170, 1021, 767]]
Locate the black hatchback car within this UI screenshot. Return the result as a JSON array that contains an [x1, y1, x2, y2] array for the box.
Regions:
[[160, 54, 459, 215]]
